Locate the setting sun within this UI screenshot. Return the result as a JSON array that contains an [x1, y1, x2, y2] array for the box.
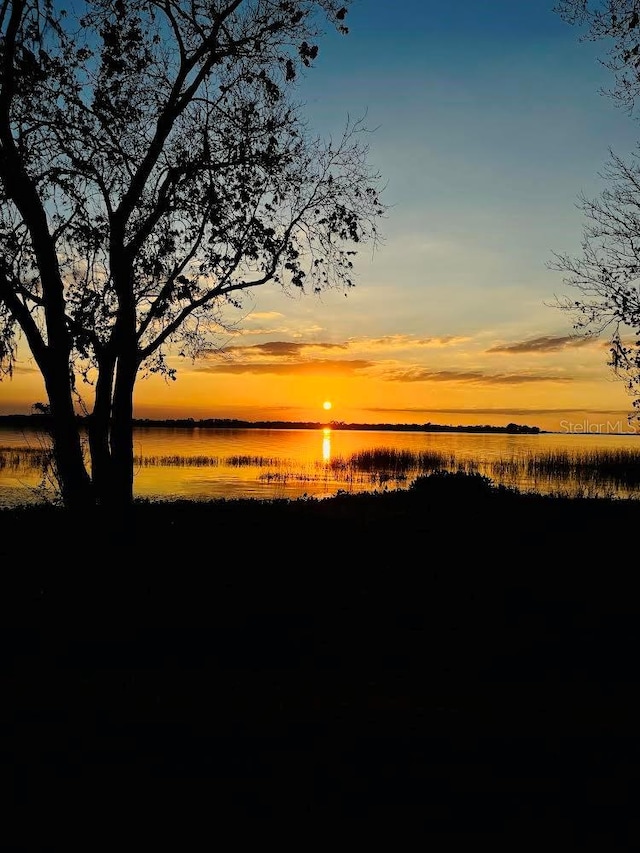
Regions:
[[323, 401, 332, 411]]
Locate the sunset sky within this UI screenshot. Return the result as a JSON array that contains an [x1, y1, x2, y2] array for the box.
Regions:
[[3, 0, 640, 433]]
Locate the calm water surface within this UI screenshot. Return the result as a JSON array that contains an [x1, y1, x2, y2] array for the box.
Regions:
[[2, 425, 640, 507]]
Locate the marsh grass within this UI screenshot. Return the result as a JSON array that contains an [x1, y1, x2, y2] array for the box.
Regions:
[[134, 453, 286, 467], [0, 442, 64, 505], [0, 446, 54, 471], [4, 443, 640, 498], [489, 447, 640, 491], [339, 448, 458, 473], [258, 447, 479, 489]]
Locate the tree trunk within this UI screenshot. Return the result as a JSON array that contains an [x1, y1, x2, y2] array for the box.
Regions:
[[88, 355, 117, 507], [106, 246, 138, 517], [109, 354, 138, 508], [93, 354, 137, 544], [43, 364, 93, 510]]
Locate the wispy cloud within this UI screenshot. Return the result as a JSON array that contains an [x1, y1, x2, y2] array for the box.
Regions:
[[246, 311, 284, 321], [220, 341, 348, 357], [363, 334, 470, 350], [195, 357, 373, 376], [486, 335, 594, 354], [386, 368, 572, 384], [237, 315, 326, 337]]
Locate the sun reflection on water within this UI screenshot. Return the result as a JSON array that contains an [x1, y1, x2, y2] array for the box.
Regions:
[[322, 428, 331, 462]]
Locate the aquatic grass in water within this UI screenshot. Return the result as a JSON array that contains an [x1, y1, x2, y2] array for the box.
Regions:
[[0, 446, 54, 471], [489, 447, 640, 490], [257, 448, 442, 489], [4, 442, 640, 498], [226, 455, 282, 467], [301, 447, 478, 489], [3, 444, 460, 476], [133, 454, 283, 467], [342, 448, 456, 474], [134, 454, 221, 467]]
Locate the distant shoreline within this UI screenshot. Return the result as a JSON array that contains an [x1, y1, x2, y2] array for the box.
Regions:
[[0, 413, 545, 434], [4, 413, 640, 435]]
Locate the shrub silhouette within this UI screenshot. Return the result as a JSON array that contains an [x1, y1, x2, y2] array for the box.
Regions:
[[409, 470, 498, 498]]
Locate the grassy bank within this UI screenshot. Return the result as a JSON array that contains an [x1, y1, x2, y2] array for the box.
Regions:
[[2, 473, 639, 836]]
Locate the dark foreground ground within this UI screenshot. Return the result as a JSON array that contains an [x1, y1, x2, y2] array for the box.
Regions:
[[1, 474, 639, 842]]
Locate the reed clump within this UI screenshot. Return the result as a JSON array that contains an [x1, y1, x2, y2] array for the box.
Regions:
[[0, 446, 53, 471], [489, 447, 640, 489], [344, 448, 455, 474], [134, 454, 221, 467]]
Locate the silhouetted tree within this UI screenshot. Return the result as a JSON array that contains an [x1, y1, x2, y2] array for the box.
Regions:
[[552, 1, 640, 412], [555, 0, 640, 115], [0, 0, 384, 511], [550, 149, 640, 411]]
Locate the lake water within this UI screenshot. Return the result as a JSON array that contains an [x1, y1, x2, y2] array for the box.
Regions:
[[2, 424, 640, 507]]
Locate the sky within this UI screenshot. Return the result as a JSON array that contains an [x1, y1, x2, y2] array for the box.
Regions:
[[4, 0, 640, 432]]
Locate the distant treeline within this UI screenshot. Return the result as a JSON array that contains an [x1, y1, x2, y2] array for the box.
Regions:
[[0, 414, 543, 434]]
